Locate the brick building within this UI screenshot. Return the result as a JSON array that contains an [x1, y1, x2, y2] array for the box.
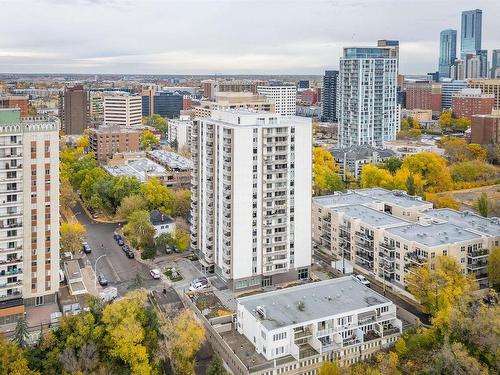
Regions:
[[452, 89, 495, 119], [88, 126, 141, 163], [467, 79, 500, 110], [405, 82, 442, 112], [471, 114, 500, 145], [0, 96, 29, 117]]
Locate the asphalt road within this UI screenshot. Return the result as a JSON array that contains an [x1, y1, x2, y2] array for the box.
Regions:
[[72, 201, 163, 296]]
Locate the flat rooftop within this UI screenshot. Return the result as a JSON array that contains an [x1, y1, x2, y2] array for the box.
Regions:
[[423, 209, 500, 237], [238, 277, 391, 331], [356, 189, 431, 208], [147, 150, 193, 170], [332, 205, 408, 228], [103, 158, 165, 183], [385, 222, 482, 247], [313, 192, 377, 208]]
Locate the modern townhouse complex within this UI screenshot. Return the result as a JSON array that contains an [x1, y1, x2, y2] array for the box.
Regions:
[[257, 85, 297, 116], [236, 277, 402, 371], [0, 109, 60, 326], [338, 46, 399, 147], [103, 92, 142, 127], [190, 110, 311, 290], [312, 189, 498, 293]]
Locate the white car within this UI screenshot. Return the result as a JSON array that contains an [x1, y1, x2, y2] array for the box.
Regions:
[[355, 274, 370, 286], [150, 269, 161, 279], [189, 277, 209, 291]]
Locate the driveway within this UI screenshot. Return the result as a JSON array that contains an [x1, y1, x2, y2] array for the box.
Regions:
[[72, 201, 163, 296]]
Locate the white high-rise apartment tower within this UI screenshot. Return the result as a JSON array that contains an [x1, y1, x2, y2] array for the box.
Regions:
[[103, 92, 142, 127], [0, 109, 60, 326], [191, 110, 311, 290], [338, 46, 399, 147], [257, 85, 297, 116]]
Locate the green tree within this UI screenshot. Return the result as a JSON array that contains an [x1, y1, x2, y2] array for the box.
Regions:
[[111, 176, 142, 206], [123, 210, 156, 249], [140, 130, 160, 150], [474, 192, 489, 217], [148, 114, 168, 136], [162, 310, 205, 375], [116, 194, 149, 220], [406, 174, 416, 196], [383, 156, 403, 174], [13, 317, 30, 349], [488, 247, 500, 289], [155, 232, 175, 251], [60, 222, 87, 253], [206, 355, 227, 375]]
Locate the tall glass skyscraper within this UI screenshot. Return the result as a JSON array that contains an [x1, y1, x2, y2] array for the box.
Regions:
[[439, 29, 457, 79], [460, 9, 482, 57]]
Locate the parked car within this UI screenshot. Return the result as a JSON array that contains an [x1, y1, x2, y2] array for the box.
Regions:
[[117, 239, 124, 246], [98, 274, 108, 286], [122, 245, 130, 252], [114, 234, 122, 241], [354, 274, 370, 286], [189, 277, 209, 291], [125, 250, 135, 259], [150, 269, 161, 279], [82, 242, 92, 254], [100, 287, 118, 302]]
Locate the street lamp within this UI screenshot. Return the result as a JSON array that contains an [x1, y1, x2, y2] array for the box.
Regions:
[[94, 254, 107, 293]]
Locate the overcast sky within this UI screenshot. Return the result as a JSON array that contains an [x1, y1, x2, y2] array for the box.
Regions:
[[0, 0, 499, 75]]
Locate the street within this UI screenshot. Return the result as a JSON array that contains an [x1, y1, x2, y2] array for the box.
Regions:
[[72, 201, 164, 296]]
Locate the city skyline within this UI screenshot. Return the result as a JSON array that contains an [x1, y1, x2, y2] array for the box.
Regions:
[[0, 0, 499, 75]]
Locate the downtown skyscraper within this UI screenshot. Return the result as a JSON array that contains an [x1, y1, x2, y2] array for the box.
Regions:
[[439, 29, 457, 79], [461, 9, 482, 57], [338, 46, 399, 147], [460, 9, 487, 78]]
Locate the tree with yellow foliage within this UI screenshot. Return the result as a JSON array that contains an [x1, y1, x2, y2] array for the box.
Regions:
[[360, 165, 393, 189], [162, 310, 205, 375], [466, 143, 487, 161], [406, 256, 476, 328], [312, 147, 344, 194], [425, 192, 460, 210], [0, 336, 39, 375], [401, 152, 452, 192], [317, 361, 342, 375], [102, 290, 160, 375], [60, 222, 86, 253]]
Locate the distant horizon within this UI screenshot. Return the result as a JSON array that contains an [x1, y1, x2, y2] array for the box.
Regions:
[[1, 0, 499, 75]]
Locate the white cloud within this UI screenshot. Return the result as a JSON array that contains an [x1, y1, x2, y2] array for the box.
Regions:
[[0, 0, 498, 74]]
